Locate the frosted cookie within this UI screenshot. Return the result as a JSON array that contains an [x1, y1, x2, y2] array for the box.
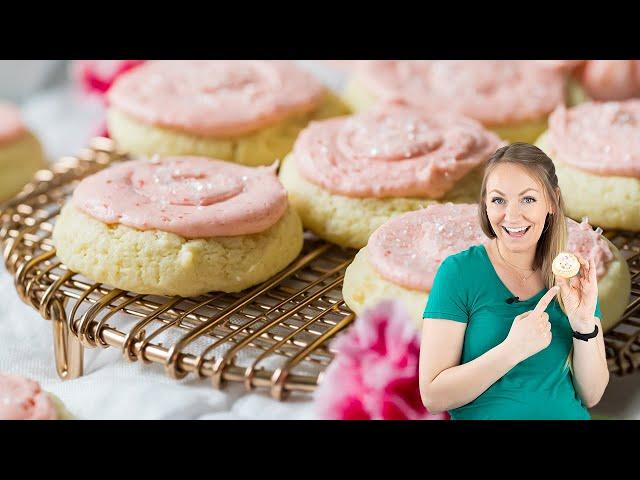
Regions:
[[536, 100, 640, 231], [579, 61, 640, 101], [537, 60, 640, 103], [279, 103, 502, 248], [343, 205, 630, 332], [0, 103, 46, 201], [535, 60, 591, 106], [0, 373, 73, 420], [53, 156, 303, 297], [315, 60, 361, 72], [552, 252, 580, 278], [343, 60, 568, 143], [106, 61, 350, 166]]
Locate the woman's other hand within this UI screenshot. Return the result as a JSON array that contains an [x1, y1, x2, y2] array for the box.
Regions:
[[556, 254, 598, 331]]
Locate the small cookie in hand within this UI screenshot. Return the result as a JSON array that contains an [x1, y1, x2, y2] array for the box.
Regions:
[[552, 252, 581, 278]]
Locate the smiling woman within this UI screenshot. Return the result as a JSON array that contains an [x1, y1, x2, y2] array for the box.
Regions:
[[419, 143, 615, 420]]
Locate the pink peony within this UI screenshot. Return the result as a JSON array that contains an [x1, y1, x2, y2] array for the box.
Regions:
[[71, 60, 146, 100], [315, 300, 449, 420], [71, 60, 146, 139], [93, 119, 109, 139]]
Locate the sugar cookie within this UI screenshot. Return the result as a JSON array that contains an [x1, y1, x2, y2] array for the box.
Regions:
[[107, 60, 350, 166], [53, 156, 304, 297], [280, 102, 502, 248], [0, 103, 46, 201], [343, 60, 568, 143], [0, 373, 73, 420], [552, 252, 581, 278]]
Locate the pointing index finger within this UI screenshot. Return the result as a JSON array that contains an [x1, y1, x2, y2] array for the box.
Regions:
[[533, 286, 560, 315]]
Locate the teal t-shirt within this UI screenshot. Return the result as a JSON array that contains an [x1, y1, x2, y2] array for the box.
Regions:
[[422, 244, 601, 420]]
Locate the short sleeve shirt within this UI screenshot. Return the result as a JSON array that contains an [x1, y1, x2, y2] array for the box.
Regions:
[[423, 244, 600, 420]]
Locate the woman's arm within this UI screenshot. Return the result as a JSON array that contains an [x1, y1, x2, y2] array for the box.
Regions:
[[556, 255, 610, 408], [569, 313, 609, 408], [419, 287, 560, 414], [418, 319, 521, 414]]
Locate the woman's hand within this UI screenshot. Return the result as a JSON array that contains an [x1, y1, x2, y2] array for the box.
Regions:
[[504, 286, 559, 362], [555, 254, 599, 331]]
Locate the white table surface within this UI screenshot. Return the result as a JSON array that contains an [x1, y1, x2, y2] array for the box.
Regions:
[[1, 63, 638, 420]]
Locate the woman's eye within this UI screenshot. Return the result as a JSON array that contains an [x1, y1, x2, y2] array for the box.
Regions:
[[522, 197, 536, 204], [491, 197, 505, 205]]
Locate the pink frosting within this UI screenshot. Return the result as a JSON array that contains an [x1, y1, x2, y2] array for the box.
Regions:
[[0, 374, 58, 420], [567, 217, 614, 278], [538, 60, 640, 101], [368, 203, 487, 291], [536, 60, 586, 72], [0, 103, 27, 145], [547, 100, 640, 177], [354, 61, 566, 125], [293, 103, 502, 198], [367, 204, 613, 291], [580, 60, 640, 101], [316, 60, 361, 72], [107, 60, 327, 136], [72, 156, 288, 238]]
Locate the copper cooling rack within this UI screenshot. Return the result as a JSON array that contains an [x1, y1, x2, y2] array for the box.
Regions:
[[1, 138, 640, 401], [0, 138, 356, 400]]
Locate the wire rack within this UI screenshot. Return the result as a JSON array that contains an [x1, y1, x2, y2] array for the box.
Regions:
[[1, 138, 640, 401], [0, 138, 356, 400]]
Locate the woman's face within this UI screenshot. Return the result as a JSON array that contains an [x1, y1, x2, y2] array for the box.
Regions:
[[485, 163, 554, 253]]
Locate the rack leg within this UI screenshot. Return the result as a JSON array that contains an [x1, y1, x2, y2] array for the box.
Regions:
[[52, 300, 84, 380]]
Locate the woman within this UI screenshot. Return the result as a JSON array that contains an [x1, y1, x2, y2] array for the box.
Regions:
[[419, 143, 609, 420]]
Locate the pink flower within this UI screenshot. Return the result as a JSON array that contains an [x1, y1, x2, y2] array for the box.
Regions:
[[71, 60, 146, 100], [71, 60, 145, 139], [93, 119, 109, 139], [315, 300, 449, 420]]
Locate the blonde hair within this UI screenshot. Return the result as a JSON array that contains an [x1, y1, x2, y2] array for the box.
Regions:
[[477, 142, 573, 371]]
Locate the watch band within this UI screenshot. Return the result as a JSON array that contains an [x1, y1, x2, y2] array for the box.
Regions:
[[572, 323, 599, 341]]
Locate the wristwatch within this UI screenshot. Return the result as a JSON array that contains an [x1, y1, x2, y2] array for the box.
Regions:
[[572, 323, 599, 341]]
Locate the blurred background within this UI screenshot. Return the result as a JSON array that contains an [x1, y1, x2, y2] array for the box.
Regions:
[[0, 60, 347, 162], [0, 60, 105, 161]]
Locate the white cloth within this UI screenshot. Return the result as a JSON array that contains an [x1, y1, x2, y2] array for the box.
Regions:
[[0, 63, 638, 420], [0, 269, 318, 419]]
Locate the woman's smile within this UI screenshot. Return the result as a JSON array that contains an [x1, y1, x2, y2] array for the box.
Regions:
[[501, 224, 532, 238]]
